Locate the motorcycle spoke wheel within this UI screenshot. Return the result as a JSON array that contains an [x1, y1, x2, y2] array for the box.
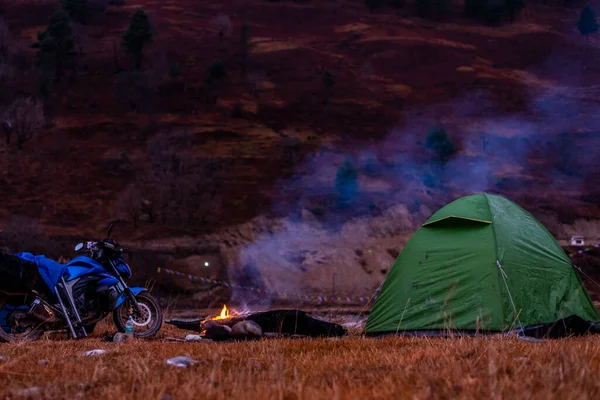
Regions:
[[113, 292, 162, 338]]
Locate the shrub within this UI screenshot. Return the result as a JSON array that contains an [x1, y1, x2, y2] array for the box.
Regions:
[[0, 215, 63, 258], [335, 157, 359, 205], [231, 102, 243, 118], [4, 97, 45, 150], [578, 4, 599, 38], [169, 60, 180, 79], [365, 0, 383, 11], [322, 70, 335, 90], [207, 59, 226, 84], [424, 127, 456, 165], [34, 10, 76, 83], [122, 9, 154, 69]]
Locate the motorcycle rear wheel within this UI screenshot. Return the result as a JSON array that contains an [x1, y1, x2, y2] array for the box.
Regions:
[[0, 324, 45, 343], [113, 292, 163, 338]]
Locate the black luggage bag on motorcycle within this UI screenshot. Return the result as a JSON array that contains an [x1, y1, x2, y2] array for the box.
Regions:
[[0, 251, 48, 294]]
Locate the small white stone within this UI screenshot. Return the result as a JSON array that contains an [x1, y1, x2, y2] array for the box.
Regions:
[[83, 349, 107, 357], [185, 334, 203, 342], [166, 356, 197, 368]]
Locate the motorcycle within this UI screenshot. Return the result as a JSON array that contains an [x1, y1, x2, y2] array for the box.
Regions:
[[0, 224, 163, 342]]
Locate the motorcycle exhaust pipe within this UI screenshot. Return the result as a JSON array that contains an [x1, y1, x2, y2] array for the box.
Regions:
[[27, 297, 59, 323]]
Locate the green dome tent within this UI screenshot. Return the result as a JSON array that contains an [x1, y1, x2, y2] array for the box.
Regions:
[[364, 193, 600, 337]]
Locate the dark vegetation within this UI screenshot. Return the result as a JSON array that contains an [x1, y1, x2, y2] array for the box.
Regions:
[[0, 0, 598, 242], [577, 4, 599, 38]]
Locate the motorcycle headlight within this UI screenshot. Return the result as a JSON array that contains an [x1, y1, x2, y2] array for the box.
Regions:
[[115, 261, 132, 278]]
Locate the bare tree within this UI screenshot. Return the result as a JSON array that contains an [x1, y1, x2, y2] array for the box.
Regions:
[[115, 183, 142, 228], [0, 18, 9, 58], [208, 13, 232, 42], [0, 53, 7, 79], [5, 97, 45, 150], [71, 22, 89, 57], [1, 117, 12, 145], [0, 215, 54, 255], [0, 19, 12, 85]]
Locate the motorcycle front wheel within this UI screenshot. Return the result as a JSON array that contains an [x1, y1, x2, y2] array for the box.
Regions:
[[113, 292, 163, 338]]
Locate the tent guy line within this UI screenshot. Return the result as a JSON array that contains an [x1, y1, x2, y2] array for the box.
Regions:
[[156, 241, 599, 306]]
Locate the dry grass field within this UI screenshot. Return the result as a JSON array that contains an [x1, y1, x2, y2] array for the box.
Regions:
[[1, 319, 600, 399]]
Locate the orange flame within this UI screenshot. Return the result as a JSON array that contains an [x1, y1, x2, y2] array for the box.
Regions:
[[207, 304, 230, 321], [200, 305, 238, 334]]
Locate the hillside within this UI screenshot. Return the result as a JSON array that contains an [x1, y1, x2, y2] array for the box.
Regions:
[[1, 0, 600, 302]]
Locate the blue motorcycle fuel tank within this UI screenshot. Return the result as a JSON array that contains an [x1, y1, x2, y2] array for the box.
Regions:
[[64, 256, 108, 281]]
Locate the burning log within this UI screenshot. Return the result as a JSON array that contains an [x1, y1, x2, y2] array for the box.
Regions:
[[205, 324, 232, 341], [166, 307, 347, 339]]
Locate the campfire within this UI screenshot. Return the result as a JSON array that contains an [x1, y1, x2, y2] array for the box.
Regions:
[[167, 307, 348, 341], [199, 304, 242, 333], [209, 304, 230, 321]]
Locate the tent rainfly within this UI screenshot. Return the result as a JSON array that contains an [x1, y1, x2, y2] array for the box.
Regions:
[[364, 193, 600, 338]]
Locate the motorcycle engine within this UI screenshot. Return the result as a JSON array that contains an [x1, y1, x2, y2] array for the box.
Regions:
[[72, 280, 100, 317]]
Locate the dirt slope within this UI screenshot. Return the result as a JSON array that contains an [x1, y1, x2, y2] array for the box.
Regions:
[[1, 1, 600, 300]]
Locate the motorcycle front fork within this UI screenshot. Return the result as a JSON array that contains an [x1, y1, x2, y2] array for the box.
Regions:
[[55, 278, 87, 339]]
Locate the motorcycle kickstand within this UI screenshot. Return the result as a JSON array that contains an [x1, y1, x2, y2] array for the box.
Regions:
[[57, 278, 88, 339]]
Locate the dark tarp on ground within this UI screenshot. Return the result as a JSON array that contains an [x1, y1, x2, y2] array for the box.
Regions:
[[166, 310, 348, 337], [0, 251, 48, 294]]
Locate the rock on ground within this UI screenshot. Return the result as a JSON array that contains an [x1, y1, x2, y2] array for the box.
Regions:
[[205, 324, 232, 341], [231, 320, 262, 339]]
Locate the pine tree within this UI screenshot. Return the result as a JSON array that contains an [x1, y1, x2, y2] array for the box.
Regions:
[[34, 10, 76, 83], [322, 71, 335, 90], [435, 0, 452, 18], [169, 61, 180, 79], [577, 4, 599, 39], [322, 70, 335, 104], [122, 9, 153, 69], [505, 0, 525, 23], [240, 20, 251, 75], [389, 0, 404, 9], [207, 59, 226, 84], [61, 0, 88, 23], [365, 0, 383, 11], [335, 157, 359, 207], [464, 0, 487, 19], [415, 0, 432, 17], [425, 127, 456, 166]]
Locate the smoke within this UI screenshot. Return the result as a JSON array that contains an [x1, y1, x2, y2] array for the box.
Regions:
[[232, 27, 600, 301]]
